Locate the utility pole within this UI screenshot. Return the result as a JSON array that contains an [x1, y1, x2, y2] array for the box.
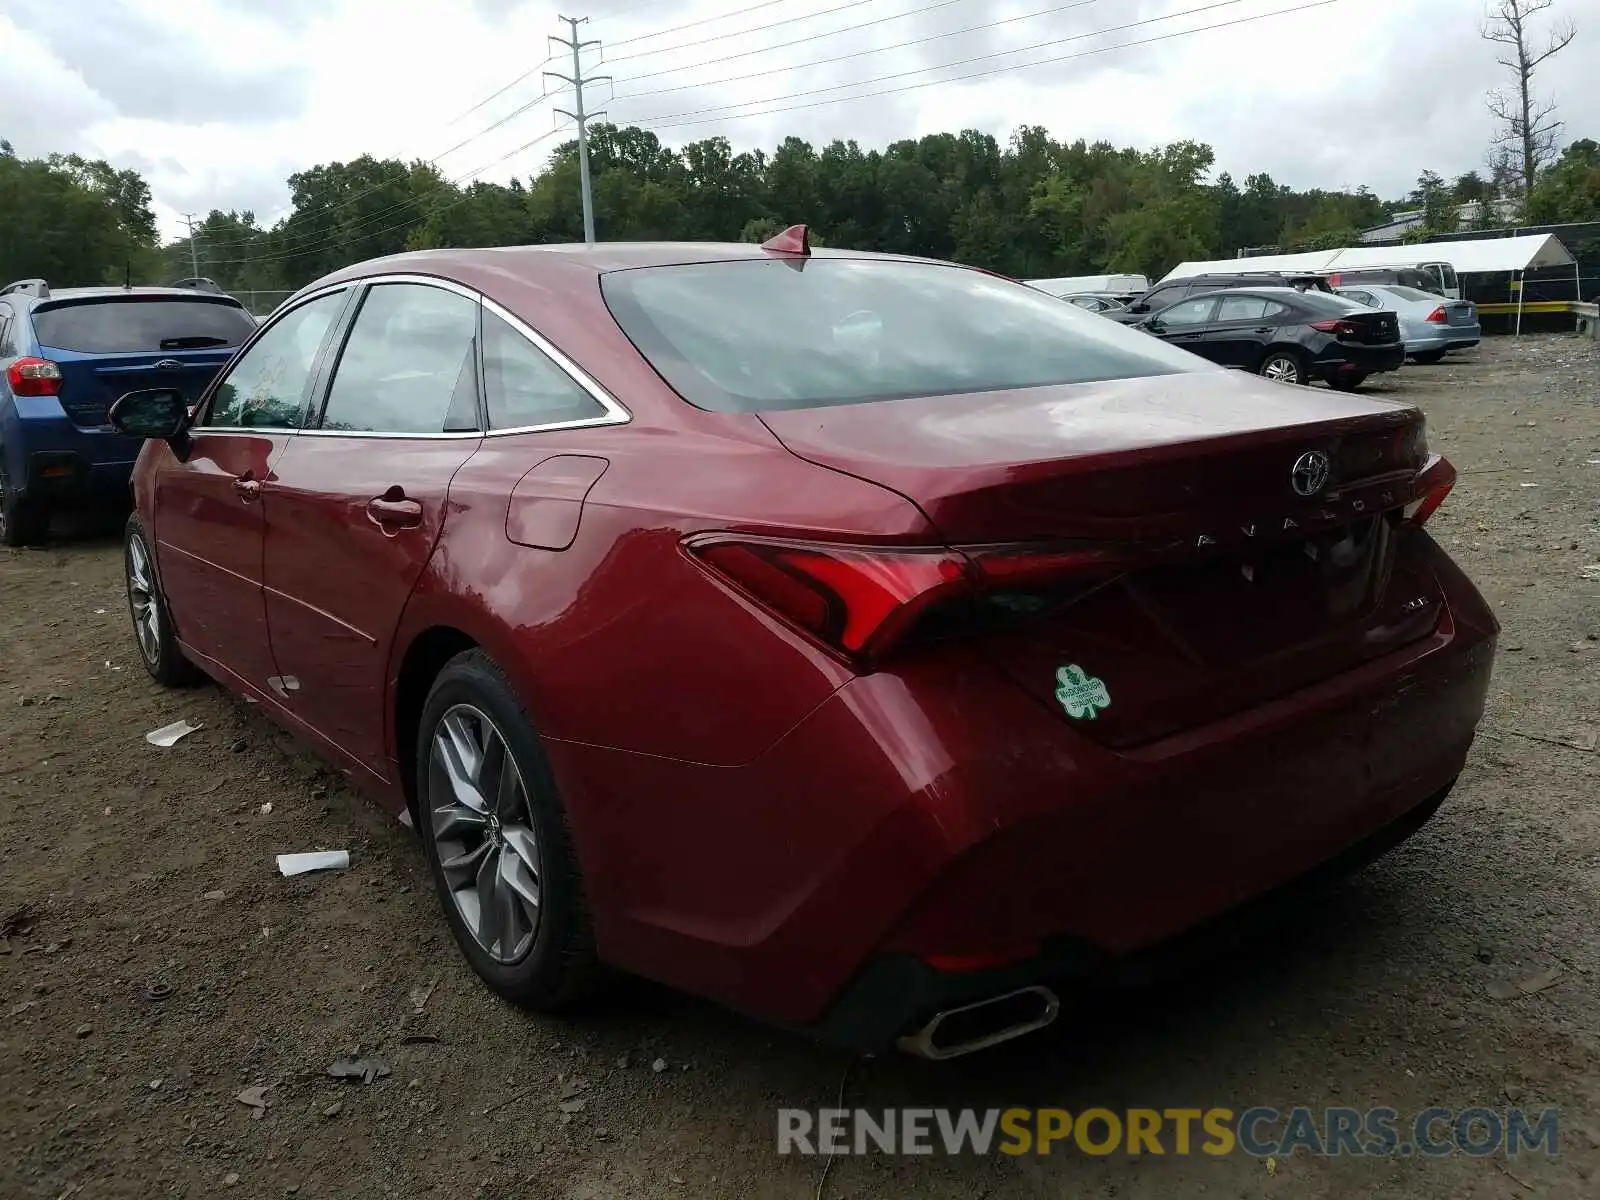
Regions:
[[180, 213, 201, 277], [547, 15, 609, 246]]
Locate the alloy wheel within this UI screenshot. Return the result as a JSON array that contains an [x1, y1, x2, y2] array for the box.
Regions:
[[1262, 356, 1300, 383], [127, 535, 162, 666], [429, 704, 543, 963]]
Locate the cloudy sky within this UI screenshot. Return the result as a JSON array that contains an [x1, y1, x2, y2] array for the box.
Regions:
[[2, 0, 1596, 242]]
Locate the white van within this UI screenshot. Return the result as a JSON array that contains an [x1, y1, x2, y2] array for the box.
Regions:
[[1026, 274, 1150, 301]]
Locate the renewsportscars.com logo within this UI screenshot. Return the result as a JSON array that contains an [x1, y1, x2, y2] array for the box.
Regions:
[[777, 1106, 1561, 1158]]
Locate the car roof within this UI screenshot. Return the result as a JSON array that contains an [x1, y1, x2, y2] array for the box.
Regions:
[[316, 242, 937, 285], [20, 286, 244, 309], [1188, 286, 1308, 298]]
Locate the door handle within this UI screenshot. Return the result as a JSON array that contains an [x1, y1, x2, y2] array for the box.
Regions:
[[232, 475, 261, 502], [1254, 326, 1273, 333], [366, 494, 423, 530]]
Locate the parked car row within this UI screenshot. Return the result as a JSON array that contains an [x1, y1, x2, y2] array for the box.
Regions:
[[73, 229, 1496, 1059], [1027, 267, 1481, 390]]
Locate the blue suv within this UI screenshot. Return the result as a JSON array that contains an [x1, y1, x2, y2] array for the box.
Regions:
[[0, 278, 256, 545]]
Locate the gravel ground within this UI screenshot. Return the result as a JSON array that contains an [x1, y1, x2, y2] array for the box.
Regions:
[[1, 334, 1597, 1199]]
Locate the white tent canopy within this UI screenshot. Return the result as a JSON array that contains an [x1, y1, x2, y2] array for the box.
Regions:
[[1161, 233, 1575, 283]]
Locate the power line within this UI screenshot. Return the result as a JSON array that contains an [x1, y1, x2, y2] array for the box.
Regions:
[[263, 88, 559, 256], [450, 53, 554, 126], [603, 0, 875, 65], [623, 0, 1352, 133], [613, 0, 1109, 101], [615, 0, 975, 88], [204, 129, 564, 268], [604, 0, 795, 49], [618, 0, 1248, 125]]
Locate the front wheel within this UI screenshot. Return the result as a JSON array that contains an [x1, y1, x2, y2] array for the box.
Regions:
[[1259, 351, 1307, 385], [125, 515, 202, 686], [417, 650, 602, 1010], [1329, 373, 1368, 392]]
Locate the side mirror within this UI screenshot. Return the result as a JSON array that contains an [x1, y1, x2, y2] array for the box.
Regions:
[[110, 388, 189, 440], [1130, 302, 1149, 313], [1142, 317, 1164, 333]]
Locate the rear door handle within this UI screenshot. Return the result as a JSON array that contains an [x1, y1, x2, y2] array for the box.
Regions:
[[232, 474, 261, 502], [1254, 326, 1274, 333], [366, 493, 423, 530]]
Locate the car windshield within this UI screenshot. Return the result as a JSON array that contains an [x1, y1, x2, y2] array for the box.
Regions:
[[601, 258, 1212, 413], [1383, 285, 1443, 304], [32, 298, 256, 354]]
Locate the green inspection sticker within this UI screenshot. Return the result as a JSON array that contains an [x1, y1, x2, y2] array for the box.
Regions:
[[1054, 664, 1111, 720]]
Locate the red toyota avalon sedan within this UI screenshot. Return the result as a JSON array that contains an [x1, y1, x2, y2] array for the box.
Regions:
[[109, 230, 1496, 1058]]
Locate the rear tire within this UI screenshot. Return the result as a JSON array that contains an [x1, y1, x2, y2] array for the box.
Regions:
[[1409, 350, 1446, 365], [1329, 374, 1368, 392], [417, 650, 602, 1011], [1259, 350, 1307, 385], [0, 468, 47, 547], [125, 514, 202, 686]]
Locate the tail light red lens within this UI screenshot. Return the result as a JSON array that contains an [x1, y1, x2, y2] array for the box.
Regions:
[[1308, 319, 1359, 335], [6, 356, 62, 397], [1402, 455, 1456, 527], [685, 536, 1120, 667], [1425, 307, 1448, 324]]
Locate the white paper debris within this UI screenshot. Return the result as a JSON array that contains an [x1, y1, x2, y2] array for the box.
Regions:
[[258, 802, 273, 816], [276, 850, 350, 876], [397, 808, 414, 829], [145, 719, 202, 747]]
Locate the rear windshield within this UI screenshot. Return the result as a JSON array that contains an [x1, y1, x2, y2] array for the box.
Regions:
[[600, 258, 1211, 413], [1294, 291, 1370, 315], [1383, 285, 1442, 304], [33, 298, 255, 354]]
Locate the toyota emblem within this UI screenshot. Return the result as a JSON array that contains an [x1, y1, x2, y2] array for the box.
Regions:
[[1290, 450, 1331, 498]]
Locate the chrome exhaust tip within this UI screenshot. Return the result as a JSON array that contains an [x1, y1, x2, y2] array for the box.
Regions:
[[895, 985, 1060, 1060]]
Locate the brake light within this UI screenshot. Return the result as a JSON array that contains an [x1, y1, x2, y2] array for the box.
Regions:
[[5, 356, 62, 396], [1425, 307, 1448, 324], [685, 535, 1118, 667], [1402, 455, 1456, 527], [1308, 319, 1359, 335]]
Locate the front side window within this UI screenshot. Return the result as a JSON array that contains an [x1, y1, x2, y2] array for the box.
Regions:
[[601, 259, 1212, 414], [319, 283, 480, 435], [482, 309, 608, 429], [205, 291, 347, 430], [1157, 298, 1217, 327]]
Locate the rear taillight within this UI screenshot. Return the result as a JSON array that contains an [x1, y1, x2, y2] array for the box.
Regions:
[[685, 535, 1118, 667], [1425, 307, 1448, 324], [1309, 319, 1359, 335], [1401, 455, 1456, 527], [5, 356, 62, 396]]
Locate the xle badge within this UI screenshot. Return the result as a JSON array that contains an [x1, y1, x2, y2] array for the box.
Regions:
[[1054, 664, 1111, 720]]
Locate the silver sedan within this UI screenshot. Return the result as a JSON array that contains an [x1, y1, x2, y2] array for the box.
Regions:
[[1335, 284, 1480, 364]]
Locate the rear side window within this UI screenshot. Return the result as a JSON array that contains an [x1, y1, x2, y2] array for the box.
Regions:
[[602, 259, 1210, 413], [1216, 295, 1270, 321], [482, 310, 607, 429], [32, 298, 256, 353], [1438, 264, 1458, 290], [319, 283, 479, 435], [0, 309, 14, 357]]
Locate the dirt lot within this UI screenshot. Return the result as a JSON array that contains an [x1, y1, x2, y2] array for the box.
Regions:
[[2, 334, 1597, 1199]]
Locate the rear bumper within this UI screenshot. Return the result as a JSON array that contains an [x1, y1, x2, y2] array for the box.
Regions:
[[1314, 342, 1406, 378], [1405, 326, 1482, 354], [9, 418, 141, 503], [550, 536, 1497, 1038]]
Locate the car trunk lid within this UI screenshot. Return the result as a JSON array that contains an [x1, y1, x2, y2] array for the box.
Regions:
[[758, 371, 1444, 746]]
